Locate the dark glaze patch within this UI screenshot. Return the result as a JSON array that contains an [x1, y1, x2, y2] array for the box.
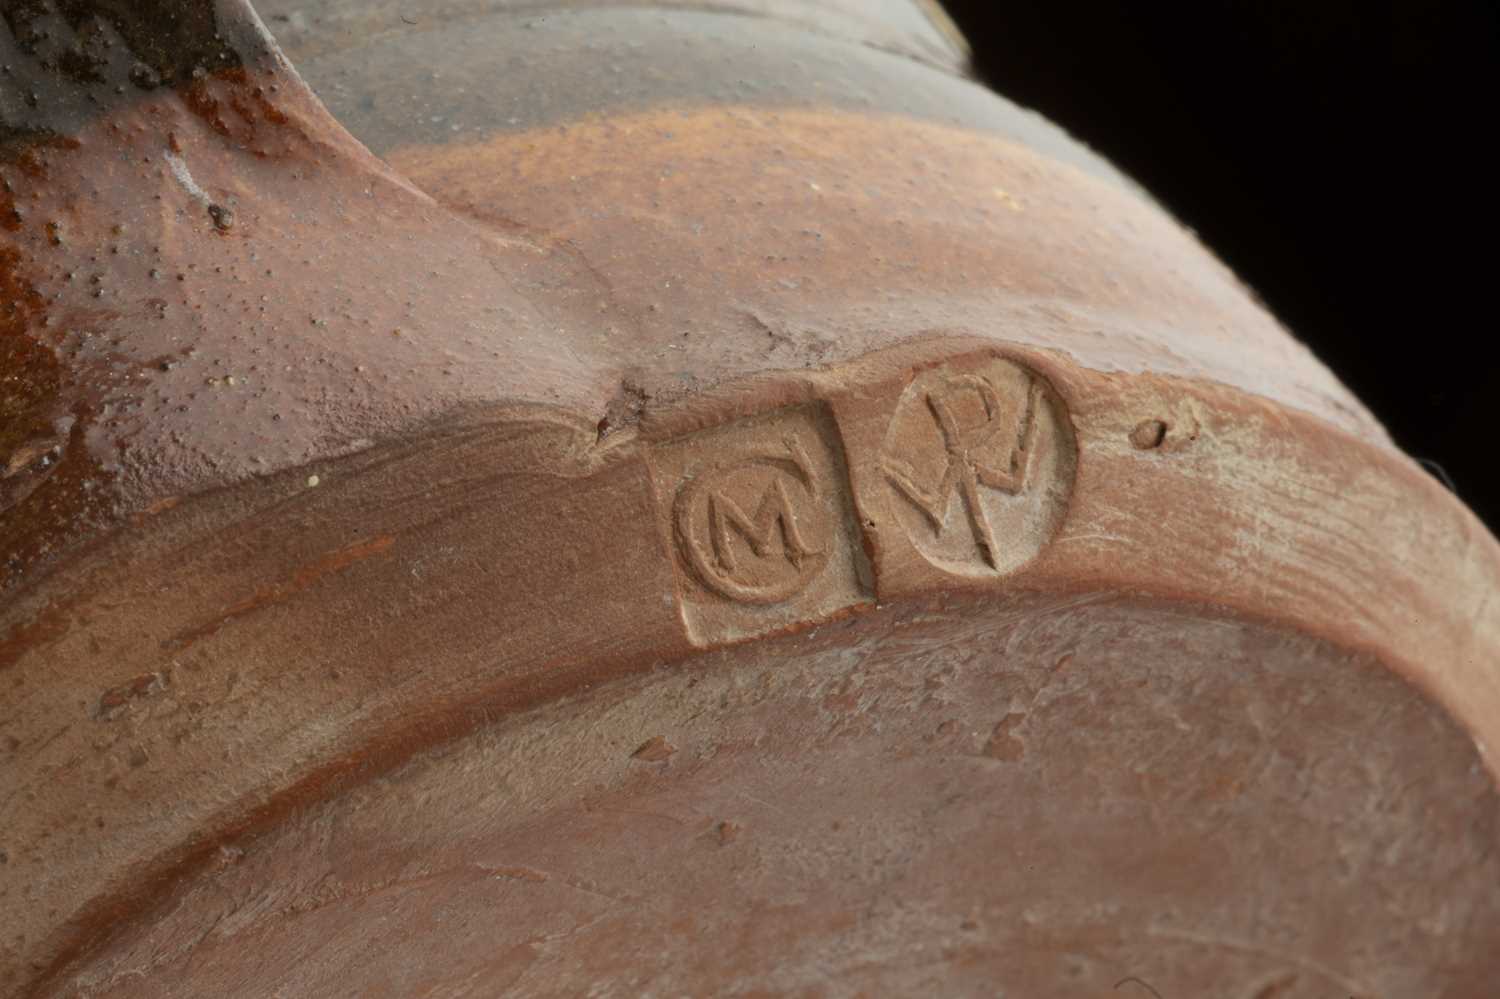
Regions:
[[0, 1, 295, 587], [1, 0, 276, 154]]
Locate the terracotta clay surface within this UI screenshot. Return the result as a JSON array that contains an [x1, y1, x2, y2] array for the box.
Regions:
[[2, 1, 1498, 996]]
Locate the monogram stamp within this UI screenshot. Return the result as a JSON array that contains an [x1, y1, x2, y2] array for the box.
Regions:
[[879, 357, 1073, 577], [650, 404, 871, 645]]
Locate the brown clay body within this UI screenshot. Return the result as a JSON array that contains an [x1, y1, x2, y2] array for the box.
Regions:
[[2, 2, 1498, 996]]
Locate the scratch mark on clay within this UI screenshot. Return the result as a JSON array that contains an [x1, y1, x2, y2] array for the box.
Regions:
[[1248, 972, 1300, 999], [587, 805, 689, 826], [164, 151, 210, 206], [1060, 531, 1131, 547], [631, 735, 676, 762], [556, 874, 629, 904], [1114, 977, 1163, 999], [739, 792, 787, 816], [484, 865, 549, 884], [164, 536, 396, 651], [95, 671, 167, 720], [0, 598, 71, 673], [1146, 927, 1369, 994]]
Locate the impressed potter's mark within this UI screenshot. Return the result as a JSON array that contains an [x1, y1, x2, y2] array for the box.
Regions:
[[673, 439, 829, 604], [881, 357, 1073, 577], [649, 404, 870, 646]]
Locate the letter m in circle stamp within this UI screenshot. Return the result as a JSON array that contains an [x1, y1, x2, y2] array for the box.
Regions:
[[648, 404, 872, 646]]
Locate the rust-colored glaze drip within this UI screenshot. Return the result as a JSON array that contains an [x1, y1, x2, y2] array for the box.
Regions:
[[2, 1, 1498, 996]]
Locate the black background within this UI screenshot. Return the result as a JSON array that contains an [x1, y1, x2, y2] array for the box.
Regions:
[[942, 0, 1499, 532]]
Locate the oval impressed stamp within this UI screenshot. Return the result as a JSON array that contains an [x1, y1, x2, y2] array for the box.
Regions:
[[880, 357, 1074, 577]]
